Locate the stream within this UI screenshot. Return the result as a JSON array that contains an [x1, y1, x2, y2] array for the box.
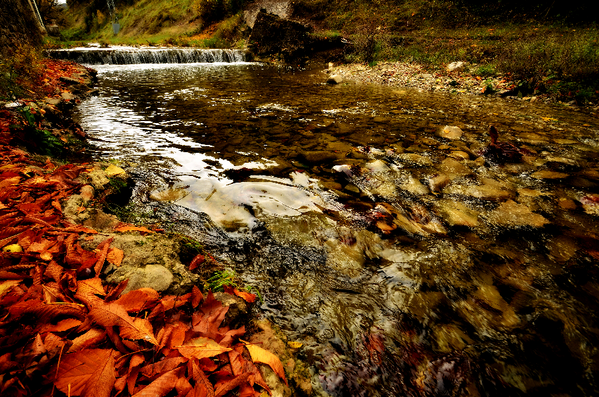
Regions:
[[73, 58, 599, 396]]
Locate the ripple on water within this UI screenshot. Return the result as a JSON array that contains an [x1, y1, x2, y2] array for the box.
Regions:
[[77, 62, 599, 396]]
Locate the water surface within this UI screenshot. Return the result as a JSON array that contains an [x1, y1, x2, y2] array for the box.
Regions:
[[77, 62, 599, 396]]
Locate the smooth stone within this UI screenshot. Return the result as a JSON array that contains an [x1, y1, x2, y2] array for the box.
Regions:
[[86, 169, 110, 189], [450, 151, 470, 160], [438, 157, 472, 179], [436, 199, 480, 227], [530, 170, 569, 179], [124, 265, 174, 293], [428, 174, 451, 192], [485, 200, 550, 227], [400, 175, 430, 195], [438, 125, 463, 140]]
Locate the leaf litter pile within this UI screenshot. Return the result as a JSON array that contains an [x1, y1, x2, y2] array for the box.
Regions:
[[0, 126, 286, 396]]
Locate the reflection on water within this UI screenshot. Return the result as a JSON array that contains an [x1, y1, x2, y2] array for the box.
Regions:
[[77, 62, 599, 396]]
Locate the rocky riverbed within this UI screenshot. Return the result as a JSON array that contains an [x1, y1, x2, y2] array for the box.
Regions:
[[329, 61, 599, 112]]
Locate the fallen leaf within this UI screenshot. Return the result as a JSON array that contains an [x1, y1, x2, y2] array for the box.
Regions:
[[115, 225, 155, 234], [177, 337, 232, 360], [88, 302, 158, 345], [244, 343, 288, 385], [55, 348, 117, 397], [107, 247, 124, 266]]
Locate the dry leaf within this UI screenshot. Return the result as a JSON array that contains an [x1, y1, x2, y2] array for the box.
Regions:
[[245, 343, 288, 385]]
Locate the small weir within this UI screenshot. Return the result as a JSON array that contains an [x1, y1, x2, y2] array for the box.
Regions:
[[74, 60, 599, 396], [48, 46, 247, 65]]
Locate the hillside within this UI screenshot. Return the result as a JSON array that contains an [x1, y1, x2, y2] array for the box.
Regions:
[[48, 0, 598, 102]]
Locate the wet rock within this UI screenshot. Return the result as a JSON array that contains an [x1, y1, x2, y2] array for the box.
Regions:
[[547, 236, 579, 262], [438, 125, 464, 140], [530, 170, 569, 179], [484, 200, 550, 228], [436, 199, 480, 227], [438, 157, 472, 179], [400, 174, 430, 195], [327, 74, 343, 84], [444, 181, 513, 202], [428, 173, 451, 192], [300, 150, 342, 165]]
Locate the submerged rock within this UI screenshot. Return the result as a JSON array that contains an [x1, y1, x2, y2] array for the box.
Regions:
[[484, 200, 550, 228], [436, 199, 480, 227], [438, 125, 464, 140]]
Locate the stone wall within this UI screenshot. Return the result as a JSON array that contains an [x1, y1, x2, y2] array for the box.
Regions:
[[0, 0, 44, 58]]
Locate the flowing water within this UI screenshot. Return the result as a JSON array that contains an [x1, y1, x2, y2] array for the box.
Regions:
[[74, 58, 599, 396]]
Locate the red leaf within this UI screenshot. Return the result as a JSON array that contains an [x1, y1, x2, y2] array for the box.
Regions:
[[115, 288, 160, 313], [177, 337, 232, 360], [189, 254, 205, 271], [88, 302, 158, 345], [132, 367, 182, 397], [55, 348, 117, 397]]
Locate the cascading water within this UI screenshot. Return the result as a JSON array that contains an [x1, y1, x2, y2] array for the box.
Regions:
[[48, 47, 247, 65]]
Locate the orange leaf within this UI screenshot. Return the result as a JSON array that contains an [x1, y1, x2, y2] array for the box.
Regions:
[[115, 225, 155, 234], [88, 302, 158, 345], [177, 337, 232, 360], [232, 288, 256, 303], [132, 367, 183, 397], [115, 288, 160, 313], [67, 328, 106, 353], [107, 247, 124, 266], [55, 348, 117, 397], [245, 343, 287, 385]]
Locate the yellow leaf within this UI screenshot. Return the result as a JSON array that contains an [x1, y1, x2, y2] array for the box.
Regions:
[[245, 343, 288, 385], [3, 244, 23, 253], [288, 341, 303, 349]]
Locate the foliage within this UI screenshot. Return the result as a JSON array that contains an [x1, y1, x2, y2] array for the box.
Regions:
[[13, 106, 65, 157], [0, 45, 44, 100], [208, 270, 262, 303], [0, 142, 281, 396]]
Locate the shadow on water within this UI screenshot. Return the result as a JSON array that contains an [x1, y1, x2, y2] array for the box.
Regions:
[[76, 61, 599, 396]]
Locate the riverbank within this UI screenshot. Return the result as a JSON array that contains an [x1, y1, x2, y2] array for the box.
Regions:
[[0, 57, 300, 396], [329, 61, 599, 114]]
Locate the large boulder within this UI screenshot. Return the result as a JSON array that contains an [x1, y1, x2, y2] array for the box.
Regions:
[[248, 10, 313, 62]]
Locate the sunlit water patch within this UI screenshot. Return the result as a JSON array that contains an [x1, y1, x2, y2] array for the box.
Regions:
[[76, 61, 599, 396]]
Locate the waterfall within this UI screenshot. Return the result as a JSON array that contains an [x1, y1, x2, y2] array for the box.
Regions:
[[47, 47, 248, 65]]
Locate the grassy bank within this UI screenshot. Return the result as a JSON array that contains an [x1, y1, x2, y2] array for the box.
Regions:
[[43, 0, 599, 103]]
